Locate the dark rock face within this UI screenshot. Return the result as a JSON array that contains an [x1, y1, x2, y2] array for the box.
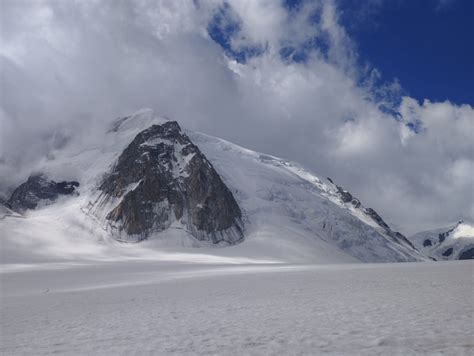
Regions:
[[336, 186, 353, 203], [8, 174, 79, 212], [335, 187, 361, 208], [350, 198, 361, 208], [459, 247, 474, 260], [365, 208, 390, 230], [442, 248, 453, 257], [423, 239, 433, 247], [89, 121, 243, 244]]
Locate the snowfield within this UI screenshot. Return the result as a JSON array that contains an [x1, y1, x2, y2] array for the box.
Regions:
[[1, 260, 473, 355]]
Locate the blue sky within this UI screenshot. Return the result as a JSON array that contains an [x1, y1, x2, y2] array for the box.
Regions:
[[339, 0, 474, 105]]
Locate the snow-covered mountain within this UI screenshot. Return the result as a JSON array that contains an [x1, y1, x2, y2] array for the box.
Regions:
[[1, 109, 427, 263], [409, 221, 474, 260]]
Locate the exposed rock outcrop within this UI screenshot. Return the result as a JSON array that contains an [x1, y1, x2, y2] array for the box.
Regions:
[[459, 247, 474, 260], [87, 121, 244, 244], [7, 174, 79, 212], [327, 178, 416, 250]]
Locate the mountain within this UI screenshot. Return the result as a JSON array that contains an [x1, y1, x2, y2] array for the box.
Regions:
[[0, 109, 426, 263], [84, 120, 243, 244], [7, 174, 79, 212], [409, 221, 474, 260]]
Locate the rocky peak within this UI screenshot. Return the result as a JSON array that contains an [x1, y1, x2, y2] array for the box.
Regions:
[[87, 121, 244, 244], [7, 174, 79, 212]]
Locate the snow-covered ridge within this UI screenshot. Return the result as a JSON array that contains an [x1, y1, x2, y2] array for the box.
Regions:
[[188, 131, 424, 262], [190, 131, 416, 248]]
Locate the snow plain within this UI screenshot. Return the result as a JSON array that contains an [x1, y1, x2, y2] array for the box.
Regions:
[[1, 259, 473, 355]]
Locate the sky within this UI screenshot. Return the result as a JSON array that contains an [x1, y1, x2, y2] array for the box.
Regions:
[[0, 0, 473, 233], [338, 0, 474, 105]]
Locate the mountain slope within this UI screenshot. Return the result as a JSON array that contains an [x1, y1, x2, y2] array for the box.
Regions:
[[0, 109, 426, 263], [409, 221, 474, 260], [188, 130, 423, 262]]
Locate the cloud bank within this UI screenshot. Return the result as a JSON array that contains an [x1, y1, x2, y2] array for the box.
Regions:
[[0, 0, 472, 232]]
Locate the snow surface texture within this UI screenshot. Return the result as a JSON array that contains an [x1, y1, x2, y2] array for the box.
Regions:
[[0, 109, 425, 264], [410, 221, 474, 260], [1, 260, 473, 355]]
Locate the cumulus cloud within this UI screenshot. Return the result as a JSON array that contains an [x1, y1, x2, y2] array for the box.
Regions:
[[0, 0, 472, 232]]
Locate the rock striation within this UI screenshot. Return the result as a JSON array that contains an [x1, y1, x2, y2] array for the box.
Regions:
[[86, 121, 244, 244]]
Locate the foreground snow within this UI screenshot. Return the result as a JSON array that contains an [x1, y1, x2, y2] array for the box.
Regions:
[[1, 260, 472, 355]]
